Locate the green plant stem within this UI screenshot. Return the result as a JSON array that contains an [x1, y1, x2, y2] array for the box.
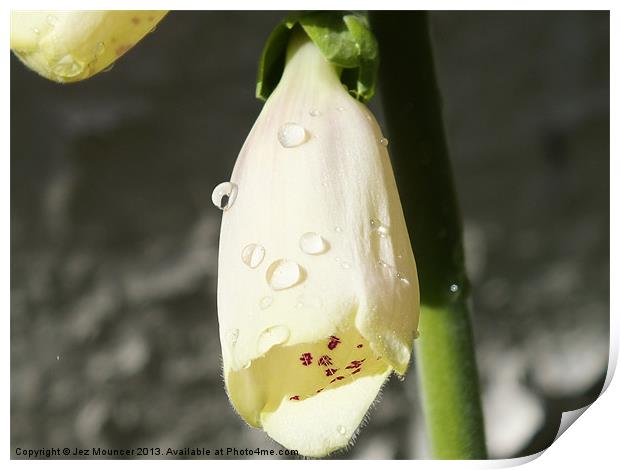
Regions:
[[369, 11, 487, 459]]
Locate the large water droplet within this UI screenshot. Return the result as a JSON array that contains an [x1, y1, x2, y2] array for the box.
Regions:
[[379, 137, 389, 147], [299, 232, 328, 255], [337, 425, 347, 435], [241, 243, 265, 268], [266, 260, 303, 290], [278, 123, 307, 148], [259, 296, 273, 310], [211, 182, 238, 211], [450, 284, 459, 293], [257, 325, 290, 354]]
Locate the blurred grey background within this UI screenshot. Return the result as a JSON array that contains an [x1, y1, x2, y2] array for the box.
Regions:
[[10, 11, 609, 459]]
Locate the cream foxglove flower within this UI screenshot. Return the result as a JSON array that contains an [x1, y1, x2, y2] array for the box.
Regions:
[[10, 10, 167, 83], [215, 31, 420, 457]]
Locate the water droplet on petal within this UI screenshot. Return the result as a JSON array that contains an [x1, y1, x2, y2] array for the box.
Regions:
[[335, 226, 342, 233], [337, 425, 347, 435], [341, 262, 351, 269], [241, 243, 265, 268], [309, 109, 322, 117], [336, 106, 345, 112], [379, 137, 389, 147], [211, 182, 238, 211], [450, 284, 459, 293], [370, 218, 389, 238], [53, 56, 85, 78], [259, 296, 273, 310], [300, 232, 328, 255], [257, 325, 290, 354], [278, 123, 307, 148], [396, 272, 410, 286], [33, 28, 40, 35], [95, 41, 105, 56], [56, 355, 61, 361], [225, 328, 239, 347], [266, 260, 303, 290]]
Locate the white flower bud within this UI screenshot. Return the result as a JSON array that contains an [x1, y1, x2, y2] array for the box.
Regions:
[[10, 11, 167, 82], [215, 32, 420, 457]]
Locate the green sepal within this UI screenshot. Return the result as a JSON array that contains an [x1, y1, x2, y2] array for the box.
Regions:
[[255, 11, 379, 103]]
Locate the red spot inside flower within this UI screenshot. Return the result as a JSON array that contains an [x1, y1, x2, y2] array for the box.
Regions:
[[131, 17, 140, 25], [345, 359, 366, 369], [351, 369, 361, 375], [299, 352, 313, 366], [325, 368, 339, 377], [357, 344, 363, 348], [115, 45, 131, 57], [318, 355, 333, 366], [327, 336, 341, 350], [289, 395, 300, 401]]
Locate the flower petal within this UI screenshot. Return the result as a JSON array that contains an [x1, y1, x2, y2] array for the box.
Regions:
[[217, 32, 419, 456], [11, 11, 167, 82]]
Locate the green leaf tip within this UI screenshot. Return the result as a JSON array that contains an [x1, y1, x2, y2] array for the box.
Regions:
[[256, 11, 379, 103]]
